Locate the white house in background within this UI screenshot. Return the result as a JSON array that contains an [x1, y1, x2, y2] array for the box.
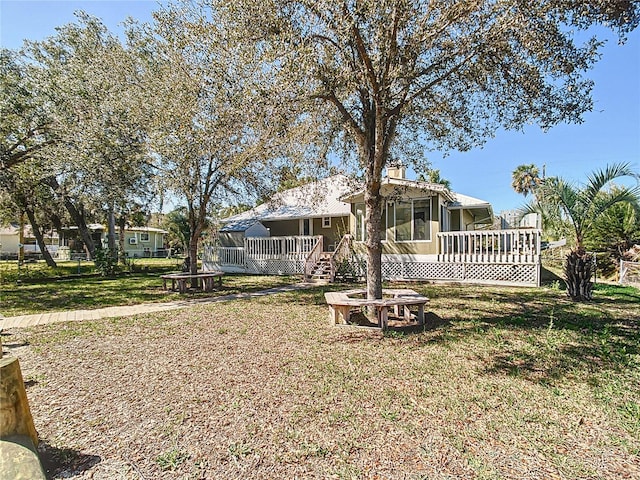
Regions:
[[59, 224, 168, 259], [0, 223, 59, 259], [499, 210, 542, 230], [211, 169, 542, 286]]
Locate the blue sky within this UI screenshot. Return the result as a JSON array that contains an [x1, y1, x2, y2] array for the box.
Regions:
[[2, 0, 639, 214]]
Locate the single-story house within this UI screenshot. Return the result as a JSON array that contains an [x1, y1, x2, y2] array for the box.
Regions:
[[213, 168, 541, 286], [0, 223, 59, 259], [59, 224, 168, 259]]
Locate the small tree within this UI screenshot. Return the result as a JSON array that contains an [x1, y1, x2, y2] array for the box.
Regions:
[[131, 6, 288, 276], [525, 163, 640, 300], [585, 188, 640, 272]]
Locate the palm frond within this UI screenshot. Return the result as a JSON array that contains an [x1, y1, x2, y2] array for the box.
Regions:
[[584, 162, 638, 201], [589, 184, 640, 222]]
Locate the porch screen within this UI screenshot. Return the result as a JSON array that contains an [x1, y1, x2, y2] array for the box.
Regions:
[[354, 203, 387, 241], [414, 199, 431, 240], [395, 201, 412, 241], [394, 199, 431, 241]]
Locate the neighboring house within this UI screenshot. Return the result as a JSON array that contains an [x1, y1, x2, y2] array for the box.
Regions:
[[0, 223, 59, 259], [59, 224, 168, 259], [0, 224, 21, 259], [212, 168, 542, 286], [118, 226, 169, 258], [498, 210, 541, 230]]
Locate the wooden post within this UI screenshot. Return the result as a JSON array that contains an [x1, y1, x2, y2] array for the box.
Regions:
[[0, 355, 39, 447]]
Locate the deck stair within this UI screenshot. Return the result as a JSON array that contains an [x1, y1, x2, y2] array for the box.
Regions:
[[307, 253, 333, 283]]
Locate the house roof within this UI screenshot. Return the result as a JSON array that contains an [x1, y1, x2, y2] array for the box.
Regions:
[[0, 224, 19, 236], [126, 226, 168, 234], [220, 220, 263, 233], [0, 223, 59, 238], [61, 224, 168, 234], [448, 192, 492, 210], [340, 177, 457, 203], [449, 192, 494, 224], [222, 174, 495, 224], [223, 175, 354, 223]]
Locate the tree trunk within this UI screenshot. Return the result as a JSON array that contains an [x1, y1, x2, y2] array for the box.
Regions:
[[188, 236, 199, 288], [0, 355, 39, 447], [24, 207, 57, 267], [564, 249, 594, 301], [18, 211, 25, 264], [118, 215, 127, 265], [364, 182, 384, 301], [107, 207, 117, 261], [42, 176, 96, 258]]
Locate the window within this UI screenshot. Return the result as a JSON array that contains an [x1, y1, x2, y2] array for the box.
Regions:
[[395, 201, 412, 241], [440, 205, 451, 232], [140, 232, 150, 242], [322, 217, 331, 228], [413, 199, 430, 240], [355, 204, 365, 242], [299, 218, 312, 236], [354, 203, 389, 242], [393, 198, 432, 241]]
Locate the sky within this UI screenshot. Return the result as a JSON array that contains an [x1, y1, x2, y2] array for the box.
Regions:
[[1, 0, 639, 214]]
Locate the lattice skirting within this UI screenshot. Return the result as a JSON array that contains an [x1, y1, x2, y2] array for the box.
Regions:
[[245, 259, 304, 275], [344, 259, 540, 287], [217, 257, 539, 286]]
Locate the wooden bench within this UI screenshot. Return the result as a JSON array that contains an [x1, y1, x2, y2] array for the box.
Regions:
[[324, 288, 429, 329], [161, 271, 224, 293]]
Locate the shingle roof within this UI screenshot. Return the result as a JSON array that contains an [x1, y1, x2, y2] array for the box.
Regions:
[[223, 175, 354, 222], [220, 220, 262, 232]]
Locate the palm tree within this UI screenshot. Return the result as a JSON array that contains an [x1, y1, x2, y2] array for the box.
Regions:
[[511, 164, 542, 197], [525, 163, 640, 301]]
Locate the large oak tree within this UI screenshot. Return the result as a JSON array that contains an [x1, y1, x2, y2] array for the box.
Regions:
[[192, 0, 638, 300]]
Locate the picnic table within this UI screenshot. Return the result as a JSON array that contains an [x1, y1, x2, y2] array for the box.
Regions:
[[324, 288, 429, 329], [161, 271, 224, 293]]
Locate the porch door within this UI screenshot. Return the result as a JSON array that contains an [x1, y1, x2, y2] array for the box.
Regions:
[[299, 218, 313, 236], [440, 205, 451, 232]]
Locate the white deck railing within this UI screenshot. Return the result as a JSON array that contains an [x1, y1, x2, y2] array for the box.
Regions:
[[245, 236, 320, 260], [437, 229, 541, 264], [217, 246, 246, 265]]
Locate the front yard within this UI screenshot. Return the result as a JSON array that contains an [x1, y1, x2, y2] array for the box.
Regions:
[[3, 282, 638, 479], [0, 259, 298, 317]]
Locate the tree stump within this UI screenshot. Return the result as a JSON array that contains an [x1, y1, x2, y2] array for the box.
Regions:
[[0, 355, 39, 447], [564, 250, 594, 301]]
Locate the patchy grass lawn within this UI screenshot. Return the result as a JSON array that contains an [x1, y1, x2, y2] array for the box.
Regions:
[[0, 258, 184, 282], [0, 272, 299, 317], [4, 282, 638, 479]]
